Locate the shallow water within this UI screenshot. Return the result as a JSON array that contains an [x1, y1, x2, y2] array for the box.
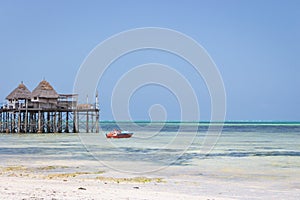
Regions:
[[1, 121, 300, 195]]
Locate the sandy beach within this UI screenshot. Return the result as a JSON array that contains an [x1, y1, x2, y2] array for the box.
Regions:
[[0, 160, 299, 200], [1, 177, 209, 200], [0, 163, 229, 200]]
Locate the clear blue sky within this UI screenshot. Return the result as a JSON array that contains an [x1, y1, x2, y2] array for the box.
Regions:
[[0, 0, 299, 121]]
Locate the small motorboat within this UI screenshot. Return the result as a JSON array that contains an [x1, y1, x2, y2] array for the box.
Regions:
[[106, 129, 133, 138]]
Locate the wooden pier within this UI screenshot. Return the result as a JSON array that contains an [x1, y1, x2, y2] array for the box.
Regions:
[[0, 80, 99, 133]]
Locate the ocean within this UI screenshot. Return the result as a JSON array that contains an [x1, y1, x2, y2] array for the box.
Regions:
[[0, 121, 299, 198]]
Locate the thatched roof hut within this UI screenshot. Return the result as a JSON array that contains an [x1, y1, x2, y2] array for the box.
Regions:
[[6, 82, 31, 100], [31, 80, 59, 99]]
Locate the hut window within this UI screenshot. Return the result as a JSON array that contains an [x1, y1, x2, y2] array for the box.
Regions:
[[34, 97, 37, 100]]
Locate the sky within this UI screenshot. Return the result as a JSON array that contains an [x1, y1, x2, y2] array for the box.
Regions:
[[0, 0, 299, 121]]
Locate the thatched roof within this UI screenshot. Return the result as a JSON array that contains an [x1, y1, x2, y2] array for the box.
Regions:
[[6, 82, 31, 100], [31, 80, 59, 99]]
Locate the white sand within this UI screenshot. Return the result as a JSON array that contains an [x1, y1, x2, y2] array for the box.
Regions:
[[0, 162, 299, 200], [0, 176, 234, 200]]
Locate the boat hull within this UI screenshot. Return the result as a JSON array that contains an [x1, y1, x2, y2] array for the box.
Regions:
[[106, 133, 133, 138], [106, 130, 133, 139]]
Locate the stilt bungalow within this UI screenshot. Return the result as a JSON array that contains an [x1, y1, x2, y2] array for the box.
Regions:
[[0, 80, 99, 133]]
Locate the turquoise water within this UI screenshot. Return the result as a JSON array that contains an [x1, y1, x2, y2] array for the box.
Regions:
[[1, 121, 299, 160], [0, 121, 299, 180]]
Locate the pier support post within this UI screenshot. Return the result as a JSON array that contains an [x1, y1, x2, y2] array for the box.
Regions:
[[24, 100, 28, 133], [29, 112, 33, 133], [38, 111, 42, 133], [12, 112, 16, 133], [47, 112, 50, 133], [53, 112, 57, 133], [5, 112, 9, 133], [9, 113, 12, 133], [96, 110, 99, 133], [58, 112, 62, 133], [22, 111, 25, 132], [32, 112, 37, 133], [65, 112, 69, 133], [17, 112, 21, 133], [73, 110, 77, 133], [86, 111, 89, 133]]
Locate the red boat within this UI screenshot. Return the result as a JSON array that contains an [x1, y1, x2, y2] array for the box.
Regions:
[[106, 129, 133, 138]]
